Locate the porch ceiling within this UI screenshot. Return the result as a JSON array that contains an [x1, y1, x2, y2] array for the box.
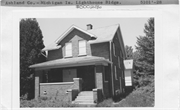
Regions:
[[29, 56, 112, 70]]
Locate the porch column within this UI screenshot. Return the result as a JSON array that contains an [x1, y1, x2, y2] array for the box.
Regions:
[[73, 78, 82, 91], [95, 65, 104, 89], [35, 71, 41, 100]]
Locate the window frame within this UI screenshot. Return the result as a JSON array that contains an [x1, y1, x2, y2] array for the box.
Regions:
[[114, 66, 118, 80], [104, 66, 108, 82], [122, 71, 124, 79], [119, 77, 122, 93], [113, 43, 116, 57], [64, 42, 72, 57], [120, 51, 122, 58], [78, 40, 87, 56], [118, 56, 121, 68]]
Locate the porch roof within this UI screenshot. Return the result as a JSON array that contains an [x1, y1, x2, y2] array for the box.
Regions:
[[29, 56, 112, 70]]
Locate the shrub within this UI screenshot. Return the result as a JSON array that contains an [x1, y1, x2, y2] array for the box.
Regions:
[[20, 97, 75, 107], [96, 99, 114, 107], [114, 92, 154, 107]]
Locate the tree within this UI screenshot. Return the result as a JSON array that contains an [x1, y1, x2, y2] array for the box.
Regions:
[[20, 18, 45, 99], [125, 45, 133, 59], [135, 18, 154, 74]]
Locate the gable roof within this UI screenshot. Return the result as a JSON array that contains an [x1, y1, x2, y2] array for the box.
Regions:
[[55, 25, 96, 44], [41, 25, 96, 51], [124, 59, 134, 70], [42, 24, 126, 57], [42, 43, 61, 51]]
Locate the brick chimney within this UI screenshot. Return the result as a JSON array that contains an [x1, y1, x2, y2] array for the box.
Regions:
[[87, 24, 93, 30]]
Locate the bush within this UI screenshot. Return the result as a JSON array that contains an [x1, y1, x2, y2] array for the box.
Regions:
[[115, 75, 154, 107], [114, 92, 154, 107], [20, 97, 76, 107], [96, 99, 114, 107]]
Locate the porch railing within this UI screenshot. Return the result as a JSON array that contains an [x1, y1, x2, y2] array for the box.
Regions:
[[93, 88, 103, 103], [40, 82, 74, 86], [38, 78, 82, 102], [67, 78, 83, 102]]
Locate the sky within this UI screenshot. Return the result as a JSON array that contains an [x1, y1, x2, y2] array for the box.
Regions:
[[36, 18, 149, 51]]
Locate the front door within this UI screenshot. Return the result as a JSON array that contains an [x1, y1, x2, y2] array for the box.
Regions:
[[77, 66, 95, 91], [63, 69, 77, 82]]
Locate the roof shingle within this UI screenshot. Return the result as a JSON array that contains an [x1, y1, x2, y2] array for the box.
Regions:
[[87, 24, 119, 44]]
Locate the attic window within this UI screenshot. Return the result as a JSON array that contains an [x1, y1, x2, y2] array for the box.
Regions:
[[65, 42, 72, 57], [78, 40, 87, 56]]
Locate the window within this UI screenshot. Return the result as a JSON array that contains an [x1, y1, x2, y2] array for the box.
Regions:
[[104, 66, 109, 82], [42, 69, 62, 83], [119, 77, 122, 93], [114, 66, 118, 80], [79, 40, 86, 55], [65, 42, 72, 57], [118, 56, 121, 68], [113, 43, 116, 57], [120, 51, 122, 58]]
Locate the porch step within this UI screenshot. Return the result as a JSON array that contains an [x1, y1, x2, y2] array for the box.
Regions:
[[75, 96, 93, 100], [78, 91, 93, 95], [73, 100, 94, 104], [72, 101, 96, 107], [73, 91, 95, 105]]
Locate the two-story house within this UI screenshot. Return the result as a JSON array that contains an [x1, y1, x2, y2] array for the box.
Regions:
[[29, 24, 126, 104]]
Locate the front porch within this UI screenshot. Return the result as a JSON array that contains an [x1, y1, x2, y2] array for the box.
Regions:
[[30, 56, 112, 104]]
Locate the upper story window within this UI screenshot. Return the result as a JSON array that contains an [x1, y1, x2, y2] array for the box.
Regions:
[[118, 56, 121, 68], [120, 51, 122, 58], [113, 43, 116, 57], [78, 40, 87, 56], [65, 42, 72, 57], [104, 67, 109, 82], [114, 66, 118, 80]]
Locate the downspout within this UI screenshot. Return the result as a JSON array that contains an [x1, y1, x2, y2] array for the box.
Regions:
[[109, 41, 114, 96]]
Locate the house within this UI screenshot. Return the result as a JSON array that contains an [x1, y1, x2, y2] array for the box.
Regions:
[[124, 59, 134, 92], [29, 24, 126, 104]]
